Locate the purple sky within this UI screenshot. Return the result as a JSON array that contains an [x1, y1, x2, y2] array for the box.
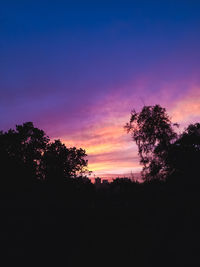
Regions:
[[1, 0, 200, 177]]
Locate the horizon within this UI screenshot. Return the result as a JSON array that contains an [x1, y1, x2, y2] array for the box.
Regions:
[[1, 1, 200, 177], [89, 172, 142, 182]]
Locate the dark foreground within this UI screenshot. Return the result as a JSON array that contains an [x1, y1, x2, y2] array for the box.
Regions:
[[0, 176, 200, 267]]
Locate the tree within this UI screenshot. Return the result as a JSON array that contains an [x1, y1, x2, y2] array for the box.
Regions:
[[0, 122, 90, 186], [0, 122, 49, 186], [166, 123, 200, 178], [125, 105, 178, 181], [41, 139, 89, 183]]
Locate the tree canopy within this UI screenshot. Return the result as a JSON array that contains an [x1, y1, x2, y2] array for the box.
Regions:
[[0, 122, 89, 186], [166, 123, 200, 178], [125, 105, 178, 181], [41, 139, 89, 183]]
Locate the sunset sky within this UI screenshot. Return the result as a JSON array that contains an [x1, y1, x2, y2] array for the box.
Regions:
[[1, 1, 200, 178]]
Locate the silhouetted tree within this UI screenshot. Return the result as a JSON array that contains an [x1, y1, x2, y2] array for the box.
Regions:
[[0, 122, 89, 188], [166, 123, 200, 179], [125, 105, 178, 181], [41, 139, 89, 183], [0, 122, 49, 187]]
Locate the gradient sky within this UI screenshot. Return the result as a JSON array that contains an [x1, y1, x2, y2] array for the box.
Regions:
[[1, 0, 200, 178]]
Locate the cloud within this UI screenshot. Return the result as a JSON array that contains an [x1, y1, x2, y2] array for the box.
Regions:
[[170, 86, 200, 125], [26, 76, 199, 178], [61, 120, 140, 175]]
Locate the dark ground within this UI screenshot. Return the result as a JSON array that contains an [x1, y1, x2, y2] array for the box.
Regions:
[[0, 177, 200, 267]]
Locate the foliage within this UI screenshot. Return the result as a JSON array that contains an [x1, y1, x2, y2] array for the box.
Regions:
[[0, 122, 89, 185], [41, 139, 89, 182], [166, 122, 200, 177], [0, 122, 49, 184], [125, 105, 178, 181]]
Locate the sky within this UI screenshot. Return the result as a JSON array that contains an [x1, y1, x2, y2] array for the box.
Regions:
[[1, 0, 200, 179]]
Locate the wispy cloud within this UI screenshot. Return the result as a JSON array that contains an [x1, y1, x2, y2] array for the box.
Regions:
[[54, 79, 200, 177]]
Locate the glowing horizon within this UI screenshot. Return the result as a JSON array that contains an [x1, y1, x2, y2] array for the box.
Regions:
[[55, 82, 200, 177]]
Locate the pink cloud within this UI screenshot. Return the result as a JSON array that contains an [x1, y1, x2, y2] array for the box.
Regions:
[[40, 77, 200, 178], [170, 86, 200, 125]]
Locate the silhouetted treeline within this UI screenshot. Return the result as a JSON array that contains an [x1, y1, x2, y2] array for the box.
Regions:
[[0, 117, 200, 266], [125, 105, 200, 181], [0, 122, 89, 190]]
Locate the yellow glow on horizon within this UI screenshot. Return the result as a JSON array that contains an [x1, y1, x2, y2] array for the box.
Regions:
[[88, 161, 141, 173]]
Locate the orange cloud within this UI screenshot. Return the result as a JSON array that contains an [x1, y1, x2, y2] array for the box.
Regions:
[[61, 122, 140, 176]]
